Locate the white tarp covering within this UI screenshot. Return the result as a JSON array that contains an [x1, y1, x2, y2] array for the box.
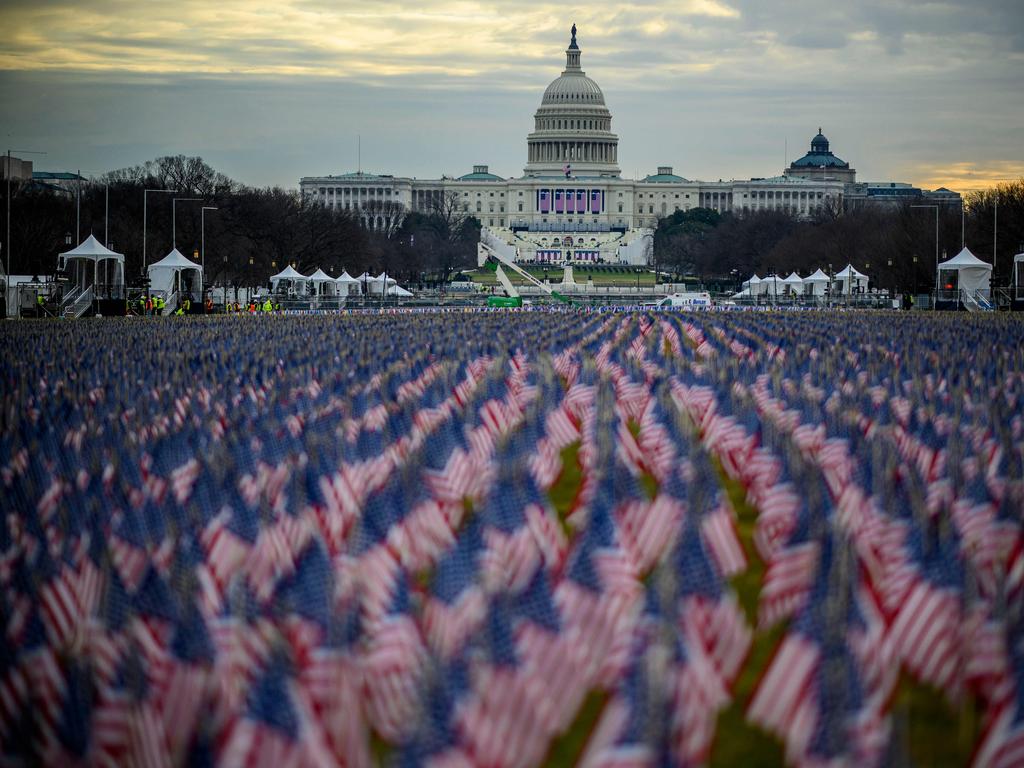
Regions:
[[148, 248, 203, 298], [937, 247, 992, 296], [386, 284, 413, 297]]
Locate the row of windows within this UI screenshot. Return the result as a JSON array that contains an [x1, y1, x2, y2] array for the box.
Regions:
[[463, 191, 506, 197], [318, 187, 392, 197], [536, 118, 609, 131]]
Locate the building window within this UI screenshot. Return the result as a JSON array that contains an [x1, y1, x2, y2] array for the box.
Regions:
[[518, 203, 523, 212]]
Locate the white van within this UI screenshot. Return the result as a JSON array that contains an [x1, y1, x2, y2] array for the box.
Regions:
[[654, 292, 713, 308]]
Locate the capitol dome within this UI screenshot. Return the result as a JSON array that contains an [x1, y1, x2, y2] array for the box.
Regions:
[[525, 25, 620, 178], [542, 73, 605, 105]]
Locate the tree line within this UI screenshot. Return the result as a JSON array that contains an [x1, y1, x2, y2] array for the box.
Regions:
[[1, 155, 481, 289], [3, 154, 1021, 292], [654, 179, 1024, 293]]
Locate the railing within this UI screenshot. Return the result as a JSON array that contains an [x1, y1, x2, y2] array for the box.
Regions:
[[60, 285, 82, 308], [64, 286, 93, 318], [163, 290, 179, 315]]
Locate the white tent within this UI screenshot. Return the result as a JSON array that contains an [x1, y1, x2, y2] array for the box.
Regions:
[[1013, 252, 1024, 298], [367, 272, 398, 295], [307, 268, 338, 296], [742, 274, 764, 296], [803, 268, 831, 297], [270, 265, 310, 296], [148, 248, 202, 301], [59, 234, 125, 296], [386, 284, 413, 297], [835, 264, 869, 294], [937, 247, 992, 297], [761, 275, 783, 299], [782, 272, 804, 295], [334, 270, 359, 297]]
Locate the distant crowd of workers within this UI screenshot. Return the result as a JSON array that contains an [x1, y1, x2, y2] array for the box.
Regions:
[[133, 295, 282, 316]]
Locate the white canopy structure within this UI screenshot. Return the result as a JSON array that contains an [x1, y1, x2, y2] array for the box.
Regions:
[[835, 264, 868, 294], [803, 268, 831, 297], [742, 274, 763, 296], [59, 235, 125, 296], [334, 270, 360, 297], [307, 268, 338, 296], [336, 271, 359, 285], [148, 248, 202, 301], [937, 247, 992, 297], [761, 275, 783, 299], [386, 284, 413, 297], [270, 265, 310, 296], [1013, 252, 1024, 299], [782, 272, 804, 295], [367, 272, 398, 295]]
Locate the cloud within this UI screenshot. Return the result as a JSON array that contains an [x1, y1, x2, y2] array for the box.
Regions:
[[0, 0, 1021, 191], [911, 161, 1024, 193]]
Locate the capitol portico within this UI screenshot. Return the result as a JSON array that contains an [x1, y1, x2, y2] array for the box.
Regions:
[[300, 26, 956, 266]]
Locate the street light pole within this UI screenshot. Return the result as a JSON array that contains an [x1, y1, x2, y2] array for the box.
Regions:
[[994, 195, 998, 282], [911, 205, 939, 306], [172, 197, 201, 249], [201, 207, 218, 270], [143, 189, 175, 273]]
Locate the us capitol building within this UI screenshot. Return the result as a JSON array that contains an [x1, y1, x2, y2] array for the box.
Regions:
[[300, 26, 959, 266]]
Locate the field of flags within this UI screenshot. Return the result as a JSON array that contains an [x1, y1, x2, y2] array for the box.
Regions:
[[2, 309, 1023, 767]]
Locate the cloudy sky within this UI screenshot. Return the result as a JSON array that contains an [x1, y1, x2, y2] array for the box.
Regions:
[[1, 0, 1022, 191]]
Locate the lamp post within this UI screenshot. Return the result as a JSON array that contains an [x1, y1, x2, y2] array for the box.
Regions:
[[143, 189, 175, 273], [172, 197, 201, 249], [910, 204, 939, 306], [201, 207, 218, 270]]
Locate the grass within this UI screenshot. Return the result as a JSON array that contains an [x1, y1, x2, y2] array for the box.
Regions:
[[708, 468, 788, 767], [549, 441, 584, 535], [541, 690, 611, 767]]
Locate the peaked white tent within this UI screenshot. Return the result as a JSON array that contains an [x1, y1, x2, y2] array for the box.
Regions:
[[835, 264, 868, 295], [59, 234, 125, 296], [937, 247, 992, 297], [148, 248, 202, 300], [803, 268, 831, 297], [761, 275, 783, 299], [307, 268, 338, 296], [334, 270, 360, 297], [742, 274, 763, 296], [367, 272, 398, 295], [782, 272, 804, 295], [270, 265, 309, 296]]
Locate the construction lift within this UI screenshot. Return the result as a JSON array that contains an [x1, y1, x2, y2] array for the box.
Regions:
[[478, 241, 576, 307]]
